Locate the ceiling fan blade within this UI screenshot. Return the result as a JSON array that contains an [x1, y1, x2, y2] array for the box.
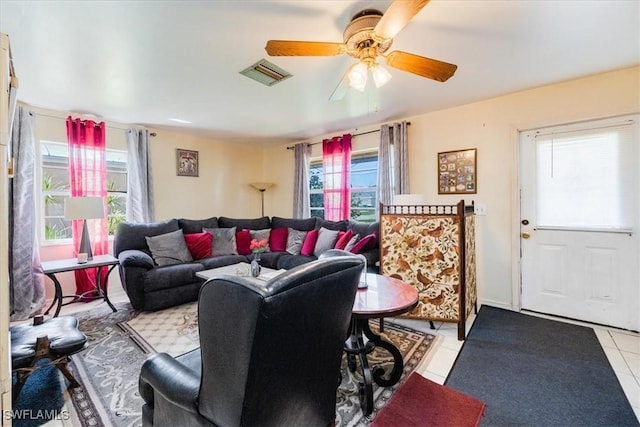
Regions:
[[265, 40, 345, 56], [329, 68, 351, 102], [385, 51, 457, 82], [374, 0, 430, 41]]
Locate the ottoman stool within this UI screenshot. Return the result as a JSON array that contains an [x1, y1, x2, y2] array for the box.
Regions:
[[10, 314, 87, 401]]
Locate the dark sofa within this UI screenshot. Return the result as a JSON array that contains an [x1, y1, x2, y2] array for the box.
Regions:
[[114, 216, 379, 312]]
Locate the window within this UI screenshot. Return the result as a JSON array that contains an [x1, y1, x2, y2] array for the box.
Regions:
[[41, 141, 127, 243], [535, 124, 635, 230], [309, 151, 378, 222]]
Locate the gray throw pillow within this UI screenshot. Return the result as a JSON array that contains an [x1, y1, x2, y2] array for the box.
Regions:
[[344, 233, 360, 252], [286, 228, 307, 255], [145, 229, 193, 266], [250, 229, 271, 252], [204, 227, 238, 256], [313, 227, 340, 257]]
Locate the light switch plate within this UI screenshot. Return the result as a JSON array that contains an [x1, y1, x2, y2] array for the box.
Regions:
[[474, 203, 487, 216]]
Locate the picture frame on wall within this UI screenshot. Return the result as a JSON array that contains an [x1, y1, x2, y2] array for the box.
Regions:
[[176, 149, 199, 177], [438, 148, 477, 194]]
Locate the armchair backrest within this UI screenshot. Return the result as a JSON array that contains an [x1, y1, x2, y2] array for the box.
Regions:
[[197, 257, 363, 426]]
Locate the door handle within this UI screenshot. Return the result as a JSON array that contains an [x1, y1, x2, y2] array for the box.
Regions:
[[521, 232, 530, 239]]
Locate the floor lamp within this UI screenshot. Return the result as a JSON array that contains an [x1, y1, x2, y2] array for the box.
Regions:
[[64, 196, 105, 262], [249, 182, 274, 216]]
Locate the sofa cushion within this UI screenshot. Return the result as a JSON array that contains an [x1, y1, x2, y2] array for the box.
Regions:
[[255, 251, 285, 270], [350, 233, 377, 254], [348, 220, 379, 239], [114, 219, 179, 256], [250, 229, 271, 251], [236, 229, 251, 255], [344, 233, 360, 252], [178, 217, 218, 234], [270, 216, 316, 231], [315, 219, 348, 232], [197, 255, 249, 270], [313, 227, 340, 257], [269, 227, 288, 252], [183, 232, 213, 260], [218, 216, 270, 230], [334, 229, 354, 250], [204, 227, 238, 256], [286, 228, 307, 255], [276, 254, 317, 270], [145, 229, 193, 266], [142, 263, 204, 292], [301, 229, 319, 257]]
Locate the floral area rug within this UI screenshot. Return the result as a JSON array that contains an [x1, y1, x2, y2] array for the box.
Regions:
[[67, 301, 437, 427]]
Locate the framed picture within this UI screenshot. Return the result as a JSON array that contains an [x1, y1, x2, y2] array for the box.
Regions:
[[176, 149, 199, 177], [438, 148, 477, 194]]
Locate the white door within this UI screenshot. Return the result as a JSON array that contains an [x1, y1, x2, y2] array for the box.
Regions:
[[520, 115, 640, 331]]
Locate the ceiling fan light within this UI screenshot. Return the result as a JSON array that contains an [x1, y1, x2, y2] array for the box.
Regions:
[[348, 62, 368, 92], [371, 64, 392, 88]]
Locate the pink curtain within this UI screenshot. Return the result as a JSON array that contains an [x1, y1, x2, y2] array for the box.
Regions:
[[322, 134, 352, 221], [67, 117, 108, 299]]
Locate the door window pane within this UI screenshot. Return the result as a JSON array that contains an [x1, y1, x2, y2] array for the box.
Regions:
[[536, 125, 634, 229]]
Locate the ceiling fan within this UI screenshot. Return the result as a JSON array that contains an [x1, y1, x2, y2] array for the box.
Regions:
[[265, 0, 457, 99]]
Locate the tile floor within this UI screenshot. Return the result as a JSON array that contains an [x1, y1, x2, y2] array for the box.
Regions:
[[35, 286, 640, 425], [395, 311, 640, 423]]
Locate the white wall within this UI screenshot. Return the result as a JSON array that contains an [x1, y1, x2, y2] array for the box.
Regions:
[[26, 66, 640, 311], [148, 128, 264, 220], [264, 66, 640, 310], [30, 107, 265, 301]]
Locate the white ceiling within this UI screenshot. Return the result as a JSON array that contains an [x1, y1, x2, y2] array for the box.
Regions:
[[1, 1, 638, 145]]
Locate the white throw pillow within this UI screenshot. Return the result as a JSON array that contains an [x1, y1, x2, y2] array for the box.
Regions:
[[145, 229, 193, 266]]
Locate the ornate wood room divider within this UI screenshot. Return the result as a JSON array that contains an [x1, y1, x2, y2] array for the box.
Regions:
[[380, 200, 477, 340]]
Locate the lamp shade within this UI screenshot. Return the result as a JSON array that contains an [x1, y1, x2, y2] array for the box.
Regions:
[[64, 196, 105, 220], [348, 62, 368, 92], [249, 182, 274, 192], [371, 64, 392, 88]]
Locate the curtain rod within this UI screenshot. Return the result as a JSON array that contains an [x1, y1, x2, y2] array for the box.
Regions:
[[285, 122, 411, 150], [32, 111, 151, 133]]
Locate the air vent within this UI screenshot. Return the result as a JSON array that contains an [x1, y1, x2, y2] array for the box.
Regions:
[[240, 59, 292, 87]]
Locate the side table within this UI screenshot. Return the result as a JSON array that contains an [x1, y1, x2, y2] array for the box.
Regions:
[[345, 273, 419, 416], [41, 254, 119, 317]]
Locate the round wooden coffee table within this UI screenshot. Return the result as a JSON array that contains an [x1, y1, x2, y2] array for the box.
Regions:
[[344, 273, 419, 416]]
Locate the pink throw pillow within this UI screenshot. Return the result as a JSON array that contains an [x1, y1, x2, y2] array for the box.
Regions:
[[269, 227, 288, 252], [183, 232, 213, 260], [300, 229, 319, 257], [334, 229, 353, 250], [235, 229, 251, 255], [350, 233, 377, 254]]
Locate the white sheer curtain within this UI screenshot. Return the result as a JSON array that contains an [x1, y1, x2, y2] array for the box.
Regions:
[[378, 121, 409, 206], [9, 107, 45, 320], [293, 142, 311, 218], [126, 129, 155, 223]]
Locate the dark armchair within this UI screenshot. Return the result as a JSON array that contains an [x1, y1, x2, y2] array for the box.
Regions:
[[138, 256, 364, 427]]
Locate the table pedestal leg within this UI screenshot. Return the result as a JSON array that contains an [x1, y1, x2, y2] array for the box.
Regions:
[[96, 264, 118, 312], [362, 320, 404, 387], [344, 318, 374, 415], [43, 273, 63, 317], [344, 317, 405, 416]]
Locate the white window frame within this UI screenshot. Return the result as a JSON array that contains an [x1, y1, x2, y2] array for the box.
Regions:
[[39, 140, 128, 245], [309, 149, 378, 221]]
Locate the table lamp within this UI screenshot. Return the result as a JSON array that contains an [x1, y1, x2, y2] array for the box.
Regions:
[[249, 182, 274, 216], [64, 196, 105, 262]]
